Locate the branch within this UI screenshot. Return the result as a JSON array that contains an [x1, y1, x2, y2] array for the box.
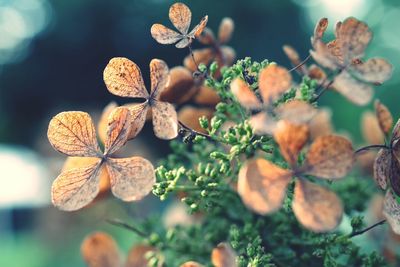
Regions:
[[355, 144, 389, 155], [288, 53, 311, 73], [348, 219, 386, 238], [178, 120, 212, 140], [106, 219, 148, 237]]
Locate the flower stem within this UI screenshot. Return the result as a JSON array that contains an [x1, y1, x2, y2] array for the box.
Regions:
[[348, 219, 387, 238], [354, 144, 389, 154], [178, 120, 212, 140], [288, 53, 311, 73], [106, 219, 148, 237]]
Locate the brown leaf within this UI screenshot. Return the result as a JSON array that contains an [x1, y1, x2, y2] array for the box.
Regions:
[[104, 107, 132, 155], [274, 121, 309, 166], [103, 57, 149, 98], [237, 158, 291, 214], [361, 111, 384, 145], [249, 112, 276, 135], [373, 148, 390, 190], [150, 24, 181, 45], [375, 100, 393, 135], [62, 157, 110, 194], [218, 17, 234, 44], [332, 71, 373, 106], [151, 101, 178, 140], [169, 2, 192, 34], [309, 108, 333, 140], [230, 78, 261, 109], [48, 111, 101, 157], [180, 262, 203, 267], [312, 18, 328, 43], [275, 100, 317, 124], [292, 179, 343, 232], [150, 59, 170, 99], [193, 86, 220, 106], [211, 243, 237, 267], [52, 160, 102, 211], [337, 17, 372, 63], [352, 58, 393, 84], [258, 64, 292, 103], [178, 106, 213, 133], [304, 135, 355, 179], [81, 232, 121, 267], [106, 156, 155, 202], [126, 103, 149, 140], [98, 102, 118, 144], [159, 66, 196, 104], [126, 245, 156, 267], [383, 190, 400, 234]]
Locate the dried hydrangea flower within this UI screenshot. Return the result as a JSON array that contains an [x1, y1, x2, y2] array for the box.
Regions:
[[310, 17, 393, 105], [103, 57, 178, 140], [230, 65, 316, 135], [151, 2, 208, 48], [48, 107, 155, 211], [238, 122, 355, 232], [180, 242, 238, 267]]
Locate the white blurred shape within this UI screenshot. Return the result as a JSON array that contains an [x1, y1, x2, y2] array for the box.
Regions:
[[0, 145, 50, 208]]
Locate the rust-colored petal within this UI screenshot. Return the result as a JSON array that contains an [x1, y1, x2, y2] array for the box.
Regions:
[[81, 232, 121, 267], [98, 102, 118, 145], [106, 156, 155, 202], [211, 242, 237, 267], [373, 148, 390, 190], [392, 119, 400, 144], [375, 100, 393, 135], [189, 15, 208, 38], [310, 40, 340, 70], [180, 262, 203, 267], [274, 120, 309, 167], [237, 158, 291, 215], [292, 179, 343, 232], [104, 107, 132, 155], [150, 24, 182, 45], [197, 27, 216, 45], [309, 108, 333, 140], [150, 59, 170, 99], [308, 64, 327, 81], [183, 48, 215, 72], [51, 160, 102, 211], [193, 86, 220, 106], [218, 17, 234, 44], [258, 64, 292, 104], [230, 78, 261, 109], [282, 45, 307, 74], [361, 111, 384, 145], [352, 58, 393, 85], [312, 17, 328, 44], [103, 57, 149, 98], [151, 101, 178, 140], [169, 2, 192, 34], [275, 100, 317, 124], [126, 102, 150, 140], [304, 135, 355, 179], [126, 245, 157, 267], [48, 111, 101, 157], [178, 106, 213, 133], [383, 190, 400, 235], [389, 156, 400, 197], [249, 112, 276, 135], [159, 66, 197, 104], [332, 71, 373, 106], [220, 46, 236, 67]]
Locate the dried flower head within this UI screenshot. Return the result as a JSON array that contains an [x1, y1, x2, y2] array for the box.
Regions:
[[103, 57, 178, 140], [151, 2, 208, 48], [180, 242, 237, 267], [310, 17, 393, 105], [48, 107, 155, 211]]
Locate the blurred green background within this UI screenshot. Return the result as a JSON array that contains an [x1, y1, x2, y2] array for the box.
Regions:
[[0, 0, 399, 266]]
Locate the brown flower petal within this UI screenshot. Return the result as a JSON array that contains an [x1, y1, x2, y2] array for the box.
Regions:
[[352, 58, 393, 85], [159, 66, 196, 104], [309, 108, 333, 140], [332, 71, 373, 106], [258, 64, 292, 103], [126, 245, 157, 267], [304, 135, 355, 179], [51, 160, 102, 211], [361, 111, 384, 145], [198, 28, 216, 45], [391, 119, 400, 144], [310, 40, 340, 70], [180, 262, 203, 267], [283, 45, 307, 74], [193, 86, 220, 106], [48, 111, 101, 157], [230, 78, 261, 109], [375, 100, 393, 135], [308, 64, 327, 81], [373, 148, 390, 190], [211, 243, 237, 267], [151, 101, 178, 140], [220, 46, 236, 67], [237, 159, 291, 214], [189, 15, 208, 39], [104, 107, 132, 155], [178, 106, 213, 133], [274, 121, 309, 167], [218, 17, 234, 44], [312, 18, 328, 44], [127, 103, 149, 140], [106, 156, 155, 202], [81, 232, 121, 267], [249, 112, 276, 135], [292, 179, 343, 232], [98, 102, 118, 144], [275, 100, 317, 124], [389, 157, 400, 197], [169, 2, 192, 34], [183, 48, 215, 72], [150, 24, 182, 45], [150, 59, 170, 99], [104, 57, 149, 98], [383, 190, 400, 234]]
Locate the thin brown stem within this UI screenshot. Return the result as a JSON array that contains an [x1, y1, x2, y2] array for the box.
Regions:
[[313, 79, 334, 101], [178, 120, 212, 140], [355, 144, 389, 154], [188, 44, 199, 69], [288, 53, 311, 73], [106, 219, 148, 237], [348, 219, 386, 238]]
